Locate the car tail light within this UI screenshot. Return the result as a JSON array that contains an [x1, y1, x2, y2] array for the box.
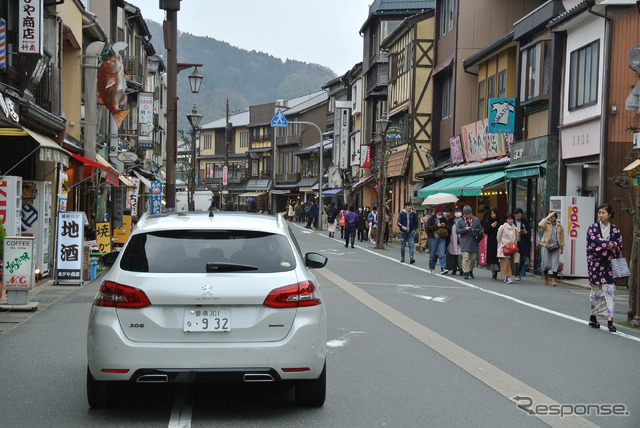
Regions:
[[263, 281, 321, 308], [93, 281, 151, 309]]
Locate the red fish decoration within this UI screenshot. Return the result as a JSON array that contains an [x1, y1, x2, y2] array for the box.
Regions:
[[97, 53, 129, 127]]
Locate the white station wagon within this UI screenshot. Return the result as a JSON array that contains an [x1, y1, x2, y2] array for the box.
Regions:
[[87, 212, 328, 408]]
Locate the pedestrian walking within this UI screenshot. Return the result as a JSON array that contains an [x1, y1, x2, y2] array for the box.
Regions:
[[326, 202, 338, 238], [356, 207, 367, 242], [343, 205, 358, 248], [483, 207, 502, 280], [586, 204, 623, 332], [446, 207, 463, 275], [514, 207, 531, 280], [295, 202, 304, 222], [363, 206, 371, 242], [426, 205, 449, 274], [305, 200, 318, 229], [397, 201, 418, 264], [287, 203, 295, 221], [368, 206, 379, 245], [455, 204, 482, 279], [539, 210, 565, 286], [497, 212, 519, 284]]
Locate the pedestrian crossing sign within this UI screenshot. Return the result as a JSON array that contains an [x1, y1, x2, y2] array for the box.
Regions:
[[271, 109, 288, 128]]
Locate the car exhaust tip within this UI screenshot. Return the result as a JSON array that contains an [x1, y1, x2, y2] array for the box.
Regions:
[[136, 374, 169, 383], [243, 373, 275, 382]]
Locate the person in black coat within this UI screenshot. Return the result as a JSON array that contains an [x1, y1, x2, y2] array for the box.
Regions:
[[514, 207, 531, 280], [483, 207, 502, 280]]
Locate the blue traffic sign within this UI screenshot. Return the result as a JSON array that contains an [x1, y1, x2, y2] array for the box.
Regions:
[[271, 109, 288, 127]]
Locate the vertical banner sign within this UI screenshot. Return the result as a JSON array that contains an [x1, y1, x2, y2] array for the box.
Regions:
[[19, 0, 42, 54], [360, 145, 371, 167], [150, 181, 162, 214], [112, 186, 125, 228], [95, 222, 111, 254], [222, 166, 228, 186], [449, 135, 464, 164], [138, 92, 153, 149], [3, 236, 36, 290], [55, 211, 84, 283], [127, 177, 140, 214], [58, 169, 68, 212], [339, 109, 349, 169]]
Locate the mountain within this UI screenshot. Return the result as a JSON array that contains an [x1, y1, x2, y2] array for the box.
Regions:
[[144, 20, 336, 130]]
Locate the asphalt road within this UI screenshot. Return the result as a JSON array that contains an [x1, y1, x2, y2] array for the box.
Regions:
[[0, 222, 638, 427]]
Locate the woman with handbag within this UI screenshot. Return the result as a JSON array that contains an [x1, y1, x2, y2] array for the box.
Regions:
[[539, 211, 565, 286], [586, 204, 623, 332], [496, 212, 519, 284]]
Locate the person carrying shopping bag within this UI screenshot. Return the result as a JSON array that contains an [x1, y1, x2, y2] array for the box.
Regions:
[[496, 212, 519, 284], [539, 210, 565, 286]]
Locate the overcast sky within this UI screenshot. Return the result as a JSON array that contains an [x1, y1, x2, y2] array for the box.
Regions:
[[126, 0, 373, 75]]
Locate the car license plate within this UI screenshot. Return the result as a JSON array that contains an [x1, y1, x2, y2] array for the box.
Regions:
[[184, 309, 231, 332]]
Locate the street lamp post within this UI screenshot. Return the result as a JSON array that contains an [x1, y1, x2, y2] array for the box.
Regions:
[[375, 114, 390, 249], [160, 0, 203, 212], [186, 104, 202, 211]]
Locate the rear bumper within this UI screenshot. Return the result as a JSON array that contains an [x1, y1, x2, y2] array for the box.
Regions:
[[87, 307, 327, 382]]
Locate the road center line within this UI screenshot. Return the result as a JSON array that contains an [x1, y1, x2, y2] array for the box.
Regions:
[[168, 385, 193, 428], [348, 239, 640, 343], [319, 267, 597, 428]]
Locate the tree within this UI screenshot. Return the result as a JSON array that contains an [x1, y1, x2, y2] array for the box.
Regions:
[[178, 127, 198, 211]]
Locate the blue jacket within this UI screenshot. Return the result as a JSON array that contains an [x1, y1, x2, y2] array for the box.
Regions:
[[397, 210, 418, 233]]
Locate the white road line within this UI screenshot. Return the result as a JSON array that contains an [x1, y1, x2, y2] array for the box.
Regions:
[[320, 268, 598, 428], [351, 242, 640, 343], [168, 385, 193, 428]]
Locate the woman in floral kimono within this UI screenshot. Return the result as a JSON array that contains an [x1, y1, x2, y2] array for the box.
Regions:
[[586, 204, 623, 332]]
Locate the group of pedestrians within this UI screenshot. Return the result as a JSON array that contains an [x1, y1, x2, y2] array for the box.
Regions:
[[320, 199, 624, 332]]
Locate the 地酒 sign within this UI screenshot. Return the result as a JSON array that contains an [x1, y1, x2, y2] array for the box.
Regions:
[[55, 211, 84, 283]]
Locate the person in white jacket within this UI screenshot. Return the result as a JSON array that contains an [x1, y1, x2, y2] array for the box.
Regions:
[[496, 212, 520, 284]]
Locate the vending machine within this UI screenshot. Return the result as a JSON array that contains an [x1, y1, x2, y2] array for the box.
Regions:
[[22, 181, 52, 276], [549, 196, 596, 278], [0, 175, 23, 236]]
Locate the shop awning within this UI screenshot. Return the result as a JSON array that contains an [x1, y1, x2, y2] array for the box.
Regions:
[[322, 188, 343, 197], [239, 192, 266, 197], [133, 170, 152, 188], [418, 171, 506, 197], [505, 162, 545, 179], [386, 148, 409, 178], [270, 189, 290, 195], [95, 154, 135, 187], [245, 178, 272, 191], [351, 174, 374, 190], [22, 127, 72, 167], [71, 153, 106, 170]]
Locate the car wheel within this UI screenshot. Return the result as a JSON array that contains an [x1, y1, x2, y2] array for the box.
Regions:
[[294, 362, 326, 407], [87, 367, 116, 408]]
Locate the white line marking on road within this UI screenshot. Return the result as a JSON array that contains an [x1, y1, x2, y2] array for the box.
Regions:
[[168, 385, 193, 428], [320, 268, 599, 428], [355, 245, 640, 343]]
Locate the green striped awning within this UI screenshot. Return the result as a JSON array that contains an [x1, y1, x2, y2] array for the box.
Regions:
[[417, 171, 505, 197]]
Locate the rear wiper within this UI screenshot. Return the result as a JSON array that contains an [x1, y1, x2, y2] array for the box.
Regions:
[[206, 262, 258, 272]]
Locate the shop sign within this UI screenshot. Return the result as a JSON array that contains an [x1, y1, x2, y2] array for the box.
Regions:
[[461, 118, 510, 162], [487, 98, 515, 134], [0, 92, 19, 123], [449, 135, 464, 164], [360, 145, 371, 168], [127, 177, 140, 213], [339, 109, 350, 169], [55, 211, 83, 282], [150, 181, 162, 214], [95, 221, 111, 254], [138, 92, 153, 149], [560, 120, 600, 159], [19, 0, 42, 54], [2, 236, 35, 290]]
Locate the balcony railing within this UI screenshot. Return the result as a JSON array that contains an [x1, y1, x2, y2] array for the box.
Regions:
[[275, 172, 300, 183], [276, 135, 301, 146]]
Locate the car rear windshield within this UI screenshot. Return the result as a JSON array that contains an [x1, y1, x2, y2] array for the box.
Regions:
[[120, 230, 297, 273]]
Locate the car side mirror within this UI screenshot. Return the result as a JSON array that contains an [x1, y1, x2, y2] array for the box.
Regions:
[[305, 252, 327, 269]]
